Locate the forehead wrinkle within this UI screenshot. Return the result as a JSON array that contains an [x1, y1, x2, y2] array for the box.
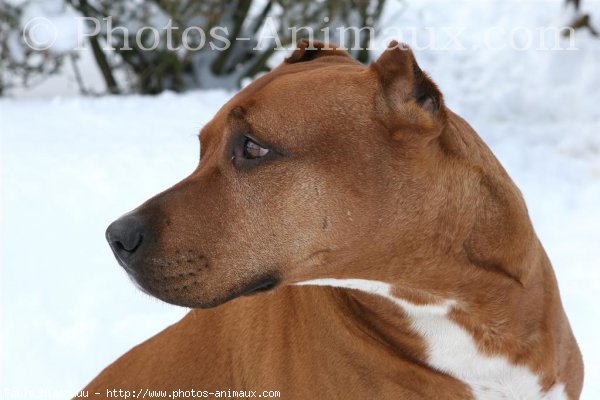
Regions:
[[227, 106, 248, 123], [226, 106, 254, 133], [224, 59, 365, 110], [202, 61, 370, 152], [249, 68, 369, 125]]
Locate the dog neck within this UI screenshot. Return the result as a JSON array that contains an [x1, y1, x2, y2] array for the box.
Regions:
[[294, 259, 572, 400]]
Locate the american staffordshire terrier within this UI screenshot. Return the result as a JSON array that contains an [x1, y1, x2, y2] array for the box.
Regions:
[[86, 40, 584, 399]]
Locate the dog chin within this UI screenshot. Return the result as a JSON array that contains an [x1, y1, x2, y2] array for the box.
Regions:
[[130, 273, 281, 309]]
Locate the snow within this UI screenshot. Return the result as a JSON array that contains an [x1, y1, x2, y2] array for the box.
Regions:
[[0, 91, 228, 397], [1, 1, 599, 399]]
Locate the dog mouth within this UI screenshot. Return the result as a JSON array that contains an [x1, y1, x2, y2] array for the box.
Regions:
[[127, 262, 280, 308], [241, 276, 279, 296]]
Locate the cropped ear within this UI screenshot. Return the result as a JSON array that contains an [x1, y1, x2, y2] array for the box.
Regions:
[[370, 41, 445, 132], [286, 39, 352, 64]]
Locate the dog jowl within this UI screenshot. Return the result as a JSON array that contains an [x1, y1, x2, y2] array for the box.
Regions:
[[103, 40, 583, 399]]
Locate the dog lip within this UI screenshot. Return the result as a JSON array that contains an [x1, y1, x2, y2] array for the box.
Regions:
[[241, 276, 279, 296], [185, 275, 280, 309]]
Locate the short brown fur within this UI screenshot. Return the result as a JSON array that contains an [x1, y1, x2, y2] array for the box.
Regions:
[[85, 41, 583, 399]]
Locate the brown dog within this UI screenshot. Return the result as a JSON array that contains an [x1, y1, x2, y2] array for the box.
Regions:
[[85, 40, 583, 399]]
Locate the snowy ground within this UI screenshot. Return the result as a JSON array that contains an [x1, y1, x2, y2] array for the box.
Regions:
[[1, 1, 599, 399]]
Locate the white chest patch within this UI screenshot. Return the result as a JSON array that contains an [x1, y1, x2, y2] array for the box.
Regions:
[[295, 278, 567, 400]]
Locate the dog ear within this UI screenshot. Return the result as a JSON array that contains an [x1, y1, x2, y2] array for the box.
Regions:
[[370, 41, 445, 128], [286, 39, 351, 64]]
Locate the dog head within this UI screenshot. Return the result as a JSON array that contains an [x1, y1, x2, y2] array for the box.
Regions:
[[106, 40, 531, 308]]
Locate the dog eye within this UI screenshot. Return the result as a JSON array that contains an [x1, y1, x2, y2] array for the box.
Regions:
[[243, 138, 269, 159]]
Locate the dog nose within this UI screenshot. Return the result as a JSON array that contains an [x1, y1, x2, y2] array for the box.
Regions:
[[106, 215, 146, 264]]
